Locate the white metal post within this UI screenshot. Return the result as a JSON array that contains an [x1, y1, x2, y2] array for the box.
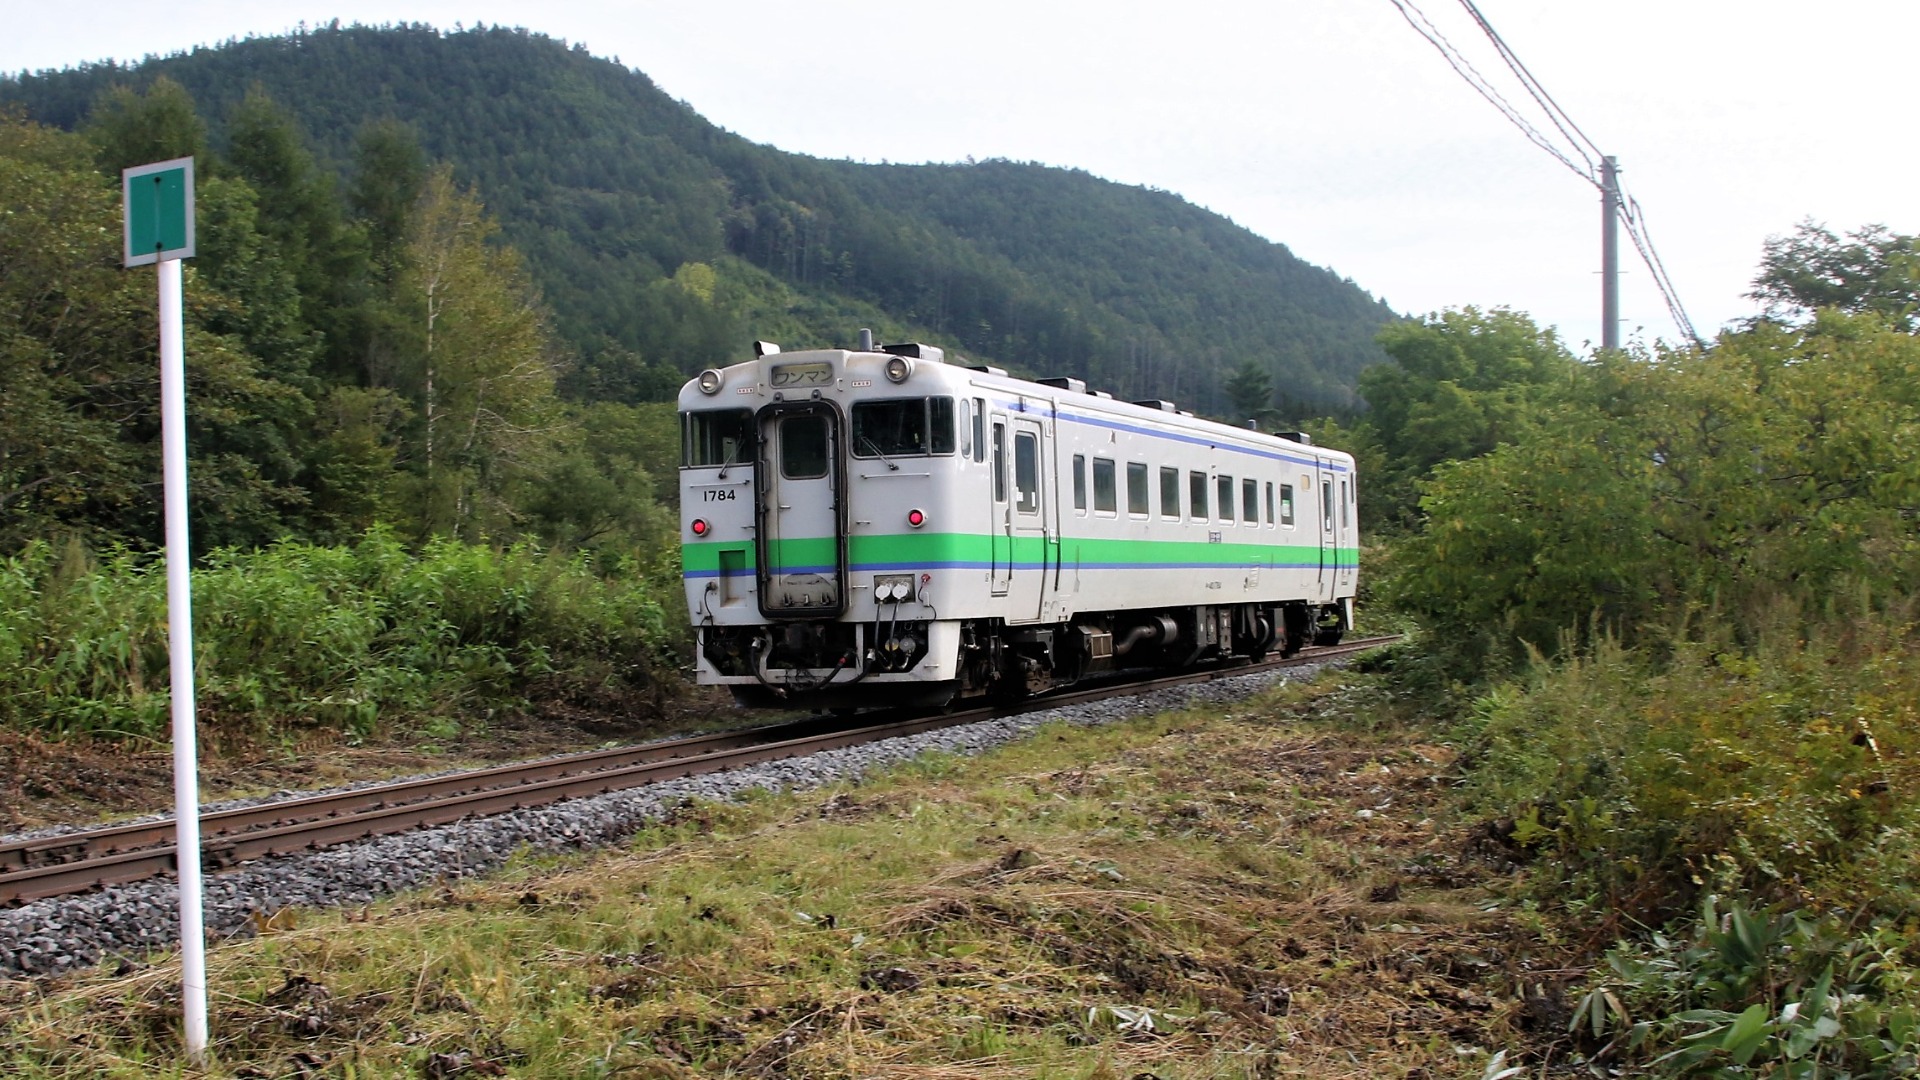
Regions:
[[158, 256, 209, 1060]]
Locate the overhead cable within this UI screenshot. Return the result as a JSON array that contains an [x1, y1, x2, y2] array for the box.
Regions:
[[1384, 0, 1593, 183], [1387, 0, 1704, 346], [1457, 0, 1603, 174]]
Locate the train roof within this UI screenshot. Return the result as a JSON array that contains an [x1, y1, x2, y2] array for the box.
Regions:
[[679, 344, 1354, 466]]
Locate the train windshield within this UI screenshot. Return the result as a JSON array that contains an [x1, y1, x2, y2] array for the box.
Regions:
[[852, 397, 956, 457], [683, 409, 755, 468]]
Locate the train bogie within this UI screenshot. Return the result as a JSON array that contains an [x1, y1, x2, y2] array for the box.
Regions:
[[679, 336, 1358, 707]]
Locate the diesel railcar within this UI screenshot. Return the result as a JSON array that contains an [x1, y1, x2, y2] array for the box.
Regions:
[[680, 335, 1358, 708]]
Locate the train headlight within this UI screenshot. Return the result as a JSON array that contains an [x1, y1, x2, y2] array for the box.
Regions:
[[906, 508, 925, 528], [697, 369, 724, 395], [883, 355, 912, 383], [690, 518, 709, 536]]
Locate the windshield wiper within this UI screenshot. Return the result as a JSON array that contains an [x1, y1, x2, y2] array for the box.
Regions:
[[859, 435, 900, 471], [716, 439, 748, 479]]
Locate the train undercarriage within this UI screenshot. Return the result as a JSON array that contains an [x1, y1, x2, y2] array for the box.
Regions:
[[701, 600, 1350, 710]]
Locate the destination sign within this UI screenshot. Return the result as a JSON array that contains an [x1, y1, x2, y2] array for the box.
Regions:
[[770, 361, 833, 388]]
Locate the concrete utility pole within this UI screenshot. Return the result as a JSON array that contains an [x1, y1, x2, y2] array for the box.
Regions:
[[1601, 155, 1621, 352]]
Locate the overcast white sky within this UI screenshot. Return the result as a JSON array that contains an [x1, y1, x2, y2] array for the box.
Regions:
[[4, 1, 1913, 355]]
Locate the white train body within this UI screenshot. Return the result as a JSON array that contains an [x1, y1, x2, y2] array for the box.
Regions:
[[679, 340, 1358, 707]]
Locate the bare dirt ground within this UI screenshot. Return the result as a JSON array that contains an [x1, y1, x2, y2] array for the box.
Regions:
[[0, 687, 744, 833]]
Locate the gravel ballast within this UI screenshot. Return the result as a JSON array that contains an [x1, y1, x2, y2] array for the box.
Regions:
[[0, 664, 1335, 979]]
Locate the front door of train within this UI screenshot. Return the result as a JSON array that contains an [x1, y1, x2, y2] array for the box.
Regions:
[[756, 403, 846, 617]]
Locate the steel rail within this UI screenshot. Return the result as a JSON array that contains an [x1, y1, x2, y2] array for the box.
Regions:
[[1, 636, 1397, 905], [0, 712, 869, 875]]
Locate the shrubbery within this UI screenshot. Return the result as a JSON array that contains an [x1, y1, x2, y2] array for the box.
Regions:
[[1460, 622, 1919, 924], [0, 529, 684, 739], [1367, 270, 1920, 1074]]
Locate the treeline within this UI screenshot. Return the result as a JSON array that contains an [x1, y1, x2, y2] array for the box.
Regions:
[[1359, 224, 1920, 1075], [2, 86, 676, 556], [2, 83, 691, 733], [0, 23, 1395, 414]]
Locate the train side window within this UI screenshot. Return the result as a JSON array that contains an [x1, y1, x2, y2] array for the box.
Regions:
[[780, 414, 829, 479], [1159, 467, 1180, 519], [1217, 476, 1234, 523], [1189, 471, 1207, 520], [1014, 432, 1040, 513], [973, 399, 987, 463], [1242, 478, 1258, 523], [1126, 462, 1149, 516], [992, 422, 1006, 502], [1073, 454, 1087, 512], [1265, 482, 1275, 526], [1341, 479, 1350, 528], [1322, 480, 1334, 532], [1093, 458, 1117, 513], [1280, 483, 1295, 526]]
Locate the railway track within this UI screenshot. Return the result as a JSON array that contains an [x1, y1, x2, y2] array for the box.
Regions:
[[1, 636, 1398, 906]]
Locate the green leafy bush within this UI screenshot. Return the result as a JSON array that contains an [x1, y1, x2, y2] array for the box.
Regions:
[[0, 529, 684, 739]]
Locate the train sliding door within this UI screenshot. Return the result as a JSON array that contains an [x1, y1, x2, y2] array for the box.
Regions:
[[1334, 471, 1356, 595], [989, 418, 1011, 597], [1315, 460, 1336, 603], [1007, 415, 1050, 622]]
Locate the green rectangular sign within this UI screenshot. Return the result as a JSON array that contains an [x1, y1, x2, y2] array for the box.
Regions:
[[123, 156, 195, 266]]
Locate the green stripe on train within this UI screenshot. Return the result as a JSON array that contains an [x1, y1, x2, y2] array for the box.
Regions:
[[686, 532, 1359, 572]]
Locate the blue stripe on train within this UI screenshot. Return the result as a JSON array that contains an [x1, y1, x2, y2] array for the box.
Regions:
[[687, 559, 1353, 578]]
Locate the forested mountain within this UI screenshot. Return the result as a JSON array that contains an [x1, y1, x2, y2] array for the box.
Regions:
[[1, 22, 1393, 412]]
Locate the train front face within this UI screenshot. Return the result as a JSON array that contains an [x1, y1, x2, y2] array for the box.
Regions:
[[679, 347, 972, 708]]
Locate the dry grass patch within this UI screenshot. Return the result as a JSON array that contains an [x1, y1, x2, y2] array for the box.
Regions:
[[0, 673, 1577, 1077]]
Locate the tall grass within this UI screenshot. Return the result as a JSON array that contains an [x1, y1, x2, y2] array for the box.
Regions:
[[0, 529, 685, 739]]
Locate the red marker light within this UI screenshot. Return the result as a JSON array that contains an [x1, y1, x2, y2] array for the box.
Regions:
[[907, 509, 925, 528], [691, 518, 709, 536]]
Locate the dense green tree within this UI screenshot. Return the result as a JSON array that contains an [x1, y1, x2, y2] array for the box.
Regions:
[[1390, 312, 1920, 656], [224, 87, 369, 377], [351, 118, 427, 282], [1356, 308, 1576, 528], [0, 115, 151, 546], [520, 402, 676, 552], [1750, 221, 1920, 329], [80, 75, 206, 173], [1223, 359, 1281, 430], [0, 114, 325, 550]]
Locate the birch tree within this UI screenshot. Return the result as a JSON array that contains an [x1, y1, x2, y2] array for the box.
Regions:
[[405, 167, 562, 538]]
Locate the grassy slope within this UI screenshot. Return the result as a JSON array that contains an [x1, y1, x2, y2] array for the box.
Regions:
[[0, 670, 1572, 1078]]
